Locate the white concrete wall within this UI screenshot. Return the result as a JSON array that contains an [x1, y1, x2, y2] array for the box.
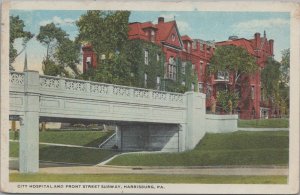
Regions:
[[184, 92, 206, 150], [205, 114, 238, 133]]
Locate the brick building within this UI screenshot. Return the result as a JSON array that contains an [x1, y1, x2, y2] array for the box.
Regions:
[[216, 32, 274, 119], [82, 17, 274, 119]]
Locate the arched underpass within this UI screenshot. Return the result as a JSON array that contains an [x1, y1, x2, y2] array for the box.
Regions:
[[39, 117, 181, 152]]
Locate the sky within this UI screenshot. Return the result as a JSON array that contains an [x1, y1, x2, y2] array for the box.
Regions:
[[10, 10, 290, 73]]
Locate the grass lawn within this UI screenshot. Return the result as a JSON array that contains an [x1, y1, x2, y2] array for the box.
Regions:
[[108, 131, 289, 166], [9, 173, 287, 184], [238, 118, 289, 128], [9, 130, 114, 147], [10, 142, 118, 164]]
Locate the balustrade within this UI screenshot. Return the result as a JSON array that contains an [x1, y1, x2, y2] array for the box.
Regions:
[[10, 71, 184, 103]]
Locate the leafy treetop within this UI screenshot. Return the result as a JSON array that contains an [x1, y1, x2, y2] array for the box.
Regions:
[[76, 10, 130, 64], [36, 23, 69, 60], [9, 15, 34, 67], [209, 45, 258, 90], [37, 23, 80, 77]]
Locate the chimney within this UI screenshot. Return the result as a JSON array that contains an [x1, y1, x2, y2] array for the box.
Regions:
[[203, 44, 207, 57], [158, 17, 164, 23], [254, 32, 261, 49], [196, 41, 200, 52], [269, 39, 274, 56]]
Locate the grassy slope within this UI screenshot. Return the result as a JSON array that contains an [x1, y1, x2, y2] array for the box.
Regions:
[[10, 142, 118, 164], [9, 130, 114, 147], [9, 173, 287, 184], [108, 131, 289, 166], [238, 118, 289, 128]]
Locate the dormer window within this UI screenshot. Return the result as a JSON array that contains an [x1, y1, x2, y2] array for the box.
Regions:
[[187, 42, 191, 53], [171, 34, 175, 42], [151, 30, 155, 42]]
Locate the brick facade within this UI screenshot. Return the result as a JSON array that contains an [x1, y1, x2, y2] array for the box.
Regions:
[[82, 17, 274, 119]]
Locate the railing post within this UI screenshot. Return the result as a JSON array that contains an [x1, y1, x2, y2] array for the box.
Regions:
[[19, 70, 40, 173], [107, 85, 114, 96], [130, 88, 134, 97], [60, 77, 65, 90], [149, 90, 153, 100], [86, 82, 91, 93]]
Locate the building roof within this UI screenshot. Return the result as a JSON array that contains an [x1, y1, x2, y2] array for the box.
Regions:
[[216, 38, 255, 55], [128, 22, 148, 40], [141, 22, 157, 29], [129, 19, 183, 49], [181, 35, 193, 42], [155, 20, 176, 41]]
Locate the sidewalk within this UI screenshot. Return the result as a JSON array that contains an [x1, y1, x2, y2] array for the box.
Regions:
[[9, 139, 101, 149], [10, 164, 288, 176], [237, 128, 288, 131]]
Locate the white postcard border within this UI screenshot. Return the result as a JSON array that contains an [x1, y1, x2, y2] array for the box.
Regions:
[[1, 0, 299, 194]]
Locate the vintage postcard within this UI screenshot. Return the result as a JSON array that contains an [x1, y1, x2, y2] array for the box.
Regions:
[[0, 0, 299, 194]]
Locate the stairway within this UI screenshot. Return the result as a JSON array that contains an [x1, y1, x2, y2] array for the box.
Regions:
[[98, 133, 117, 149]]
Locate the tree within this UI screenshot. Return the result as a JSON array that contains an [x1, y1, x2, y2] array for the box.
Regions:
[[55, 39, 81, 75], [216, 90, 239, 113], [37, 23, 80, 77], [209, 45, 258, 91], [261, 55, 290, 117], [36, 23, 68, 60], [279, 49, 290, 116], [280, 49, 290, 86], [78, 51, 132, 85], [261, 57, 281, 106], [208, 45, 258, 113], [9, 15, 34, 69], [76, 10, 130, 65]]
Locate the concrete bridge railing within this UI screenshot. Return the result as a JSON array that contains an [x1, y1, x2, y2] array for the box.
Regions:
[[9, 70, 238, 173]]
